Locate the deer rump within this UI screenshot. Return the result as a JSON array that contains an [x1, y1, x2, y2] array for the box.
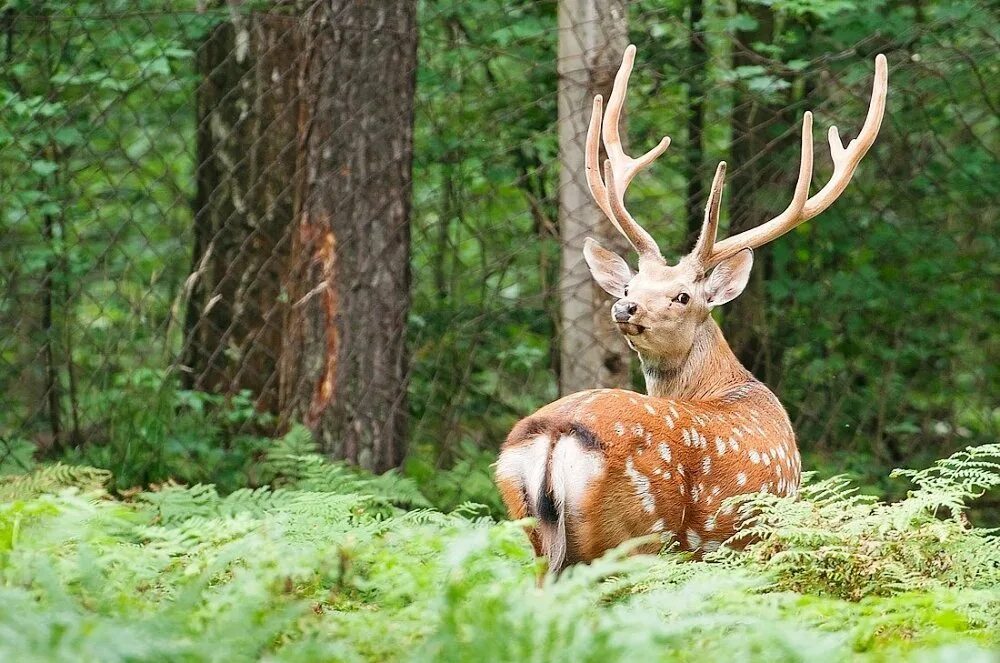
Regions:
[[494, 388, 801, 574], [495, 407, 695, 574], [495, 419, 608, 573]]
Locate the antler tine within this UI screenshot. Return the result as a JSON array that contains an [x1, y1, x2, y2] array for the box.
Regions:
[[705, 55, 887, 268], [801, 54, 887, 219], [706, 112, 814, 267], [692, 162, 728, 266], [605, 160, 661, 262], [585, 44, 670, 262], [585, 94, 623, 236]]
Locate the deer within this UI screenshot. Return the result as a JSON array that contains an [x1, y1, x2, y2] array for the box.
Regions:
[[495, 45, 888, 573]]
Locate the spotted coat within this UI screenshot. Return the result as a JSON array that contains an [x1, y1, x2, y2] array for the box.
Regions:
[[495, 381, 800, 568]]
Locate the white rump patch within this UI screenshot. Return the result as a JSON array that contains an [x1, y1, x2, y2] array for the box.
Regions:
[[495, 435, 549, 507], [550, 434, 606, 518]]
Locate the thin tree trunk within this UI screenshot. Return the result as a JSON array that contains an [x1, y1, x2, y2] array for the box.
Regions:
[[280, 0, 417, 472], [723, 4, 789, 382], [683, 0, 707, 250], [557, 0, 632, 395]]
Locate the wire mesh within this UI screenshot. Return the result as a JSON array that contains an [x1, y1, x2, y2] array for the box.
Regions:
[[0, 1, 996, 496]]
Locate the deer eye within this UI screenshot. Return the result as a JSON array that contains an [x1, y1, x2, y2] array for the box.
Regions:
[[674, 292, 690, 305]]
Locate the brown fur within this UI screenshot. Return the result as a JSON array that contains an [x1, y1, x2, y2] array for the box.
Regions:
[[498, 379, 799, 563]]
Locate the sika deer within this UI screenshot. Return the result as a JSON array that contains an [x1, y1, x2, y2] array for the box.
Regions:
[[495, 46, 887, 572]]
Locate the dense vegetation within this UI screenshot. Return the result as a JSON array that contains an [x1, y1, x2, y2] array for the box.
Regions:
[[1, 0, 996, 492], [2, 433, 999, 661], [0, 1, 997, 658]]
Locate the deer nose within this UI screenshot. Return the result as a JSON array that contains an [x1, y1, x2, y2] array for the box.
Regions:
[[613, 300, 638, 322]]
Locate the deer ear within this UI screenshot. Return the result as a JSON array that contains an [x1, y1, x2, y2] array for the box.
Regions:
[[705, 248, 753, 307], [584, 238, 631, 298]]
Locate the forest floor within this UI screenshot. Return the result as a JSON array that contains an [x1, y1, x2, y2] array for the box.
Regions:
[[1, 430, 998, 662]]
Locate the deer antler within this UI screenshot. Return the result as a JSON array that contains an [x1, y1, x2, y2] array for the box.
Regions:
[[700, 55, 888, 268], [586, 44, 670, 264]]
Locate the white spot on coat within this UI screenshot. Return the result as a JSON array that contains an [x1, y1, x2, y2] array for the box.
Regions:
[[658, 442, 672, 464], [625, 457, 656, 514], [686, 529, 702, 550]]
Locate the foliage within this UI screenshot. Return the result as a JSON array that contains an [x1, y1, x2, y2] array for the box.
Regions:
[[721, 444, 1000, 600], [1, 442, 999, 661], [0, 0, 995, 499]]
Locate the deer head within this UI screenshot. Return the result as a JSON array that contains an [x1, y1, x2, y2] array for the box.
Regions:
[[584, 46, 888, 375]]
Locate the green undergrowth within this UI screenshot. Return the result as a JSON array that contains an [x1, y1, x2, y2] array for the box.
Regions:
[[1, 430, 998, 662]]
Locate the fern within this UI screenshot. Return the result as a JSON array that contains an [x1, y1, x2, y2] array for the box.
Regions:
[[722, 444, 1000, 600], [0, 463, 111, 500], [0, 443, 997, 661]]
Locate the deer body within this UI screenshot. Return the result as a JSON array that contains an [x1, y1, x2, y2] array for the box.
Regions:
[[495, 46, 887, 573], [496, 318, 799, 568]]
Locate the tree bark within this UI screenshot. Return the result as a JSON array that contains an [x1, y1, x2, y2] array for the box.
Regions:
[[184, 2, 417, 472], [183, 10, 299, 414], [683, 0, 707, 250], [557, 0, 632, 396], [279, 1, 417, 472]]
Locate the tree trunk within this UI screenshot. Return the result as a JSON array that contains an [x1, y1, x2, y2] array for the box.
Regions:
[[723, 4, 789, 383], [683, 0, 707, 251], [279, 1, 417, 472], [183, 10, 299, 414], [557, 0, 632, 396], [184, 2, 417, 472]]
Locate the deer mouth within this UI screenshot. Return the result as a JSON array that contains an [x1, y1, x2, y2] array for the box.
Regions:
[[617, 322, 645, 336]]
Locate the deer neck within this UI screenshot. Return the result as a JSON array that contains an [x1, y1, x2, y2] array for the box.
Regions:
[[638, 318, 751, 401]]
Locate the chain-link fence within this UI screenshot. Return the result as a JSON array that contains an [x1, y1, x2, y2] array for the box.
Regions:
[[1, 1, 996, 500]]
